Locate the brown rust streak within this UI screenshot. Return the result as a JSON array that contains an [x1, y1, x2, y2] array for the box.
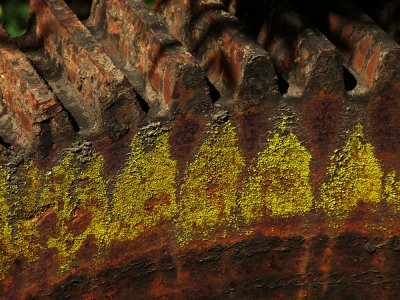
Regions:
[[368, 84, 400, 169], [169, 114, 206, 172]]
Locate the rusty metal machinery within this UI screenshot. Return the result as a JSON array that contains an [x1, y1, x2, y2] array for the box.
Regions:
[[0, 0, 399, 298]]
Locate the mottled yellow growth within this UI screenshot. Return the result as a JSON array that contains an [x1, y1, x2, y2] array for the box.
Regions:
[[45, 153, 78, 271], [46, 153, 110, 271], [112, 130, 177, 241], [14, 220, 40, 264], [384, 171, 400, 211], [178, 121, 245, 244], [0, 166, 13, 280], [240, 119, 313, 223], [20, 162, 41, 218], [0, 163, 42, 279], [75, 154, 110, 247], [320, 125, 383, 220], [41, 154, 76, 211], [14, 162, 42, 263]]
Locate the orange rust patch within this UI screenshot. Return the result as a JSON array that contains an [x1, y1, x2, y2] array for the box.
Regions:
[[328, 13, 341, 33], [162, 67, 172, 105], [16, 110, 33, 134], [365, 45, 381, 86], [353, 35, 372, 73], [67, 208, 92, 236]]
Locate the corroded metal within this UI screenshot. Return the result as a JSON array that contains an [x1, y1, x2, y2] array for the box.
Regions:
[[88, 0, 213, 117], [227, 0, 345, 98], [154, 0, 280, 110], [300, 0, 400, 96], [18, 0, 144, 136], [0, 26, 72, 153], [0, 0, 399, 298]]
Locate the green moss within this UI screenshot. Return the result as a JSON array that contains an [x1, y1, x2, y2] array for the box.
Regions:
[[320, 125, 383, 220], [112, 130, 178, 241], [240, 118, 313, 224], [177, 121, 245, 244], [0, 166, 13, 280]]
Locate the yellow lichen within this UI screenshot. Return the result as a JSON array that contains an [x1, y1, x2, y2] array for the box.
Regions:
[[40, 154, 76, 211], [177, 121, 245, 244], [240, 118, 313, 224], [320, 125, 383, 220], [75, 153, 110, 248], [112, 130, 178, 241], [14, 162, 42, 263], [46, 152, 111, 271], [0, 117, 393, 281], [0, 166, 13, 280], [44, 153, 78, 271], [0, 163, 43, 279], [20, 162, 41, 218]]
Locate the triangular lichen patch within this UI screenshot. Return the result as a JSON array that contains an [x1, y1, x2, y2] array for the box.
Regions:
[[240, 118, 313, 223], [112, 131, 178, 241], [320, 125, 383, 220], [178, 121, 245, 244]]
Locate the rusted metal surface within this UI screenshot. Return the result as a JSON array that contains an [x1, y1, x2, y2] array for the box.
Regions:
[[154, 0, 280, 110], [18, 0, 144, 136], [0, 26, 72, 153], [88, 0, 213, 117], [0, 0, 399, 299], [227, 0, 345, 98], [44, 234, 400, 299], [298, 0, 400, 96]]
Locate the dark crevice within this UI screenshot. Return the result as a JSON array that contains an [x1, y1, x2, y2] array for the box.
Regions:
[[65, 0, 93, 21], [206, 78, 221, 103], [276, 72, 289, 95], [38, 119, 53, 156], [343, 66, 357, 91], [0, 136, 11, 149], [136, 92, 150, 114], [58, 100, 81, 132]]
